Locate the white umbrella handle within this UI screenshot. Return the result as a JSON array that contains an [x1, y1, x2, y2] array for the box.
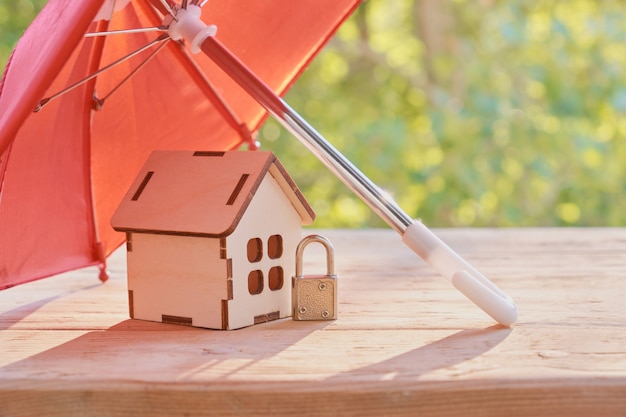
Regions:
[[168, 6, 518, 326], [402, 222, 517, 326]]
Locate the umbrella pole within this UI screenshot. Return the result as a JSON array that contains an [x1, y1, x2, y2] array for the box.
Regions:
[[198, 37, 518, 327]]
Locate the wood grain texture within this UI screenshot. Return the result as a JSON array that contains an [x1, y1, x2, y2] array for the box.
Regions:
[[1, 228, 625, 416]]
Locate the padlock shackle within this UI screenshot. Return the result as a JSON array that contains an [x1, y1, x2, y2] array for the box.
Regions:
[[295, 235, 335, 278]]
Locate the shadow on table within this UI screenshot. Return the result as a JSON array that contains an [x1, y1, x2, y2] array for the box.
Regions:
[[1, 314, 510, 383], [327, 325, 511, 382], [0, 318, 329, 381], [0, 283, 101, 331]]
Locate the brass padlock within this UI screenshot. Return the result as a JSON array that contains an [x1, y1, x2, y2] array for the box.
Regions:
[[292, 235, 338, 321]]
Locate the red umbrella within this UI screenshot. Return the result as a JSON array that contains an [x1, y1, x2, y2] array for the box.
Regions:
[[0, 0, 359, 286], [0, 0, 517, 325]]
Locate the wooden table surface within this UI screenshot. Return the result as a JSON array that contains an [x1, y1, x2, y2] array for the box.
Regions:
[[1, 228, 625, 416]]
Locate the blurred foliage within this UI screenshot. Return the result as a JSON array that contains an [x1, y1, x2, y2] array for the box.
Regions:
[[263, 0, 626, 228], [3, 0, 626, 228], [0, 0, 46, 66]]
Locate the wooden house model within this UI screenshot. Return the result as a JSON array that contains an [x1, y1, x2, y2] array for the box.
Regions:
[[110, 150, 315, 330]]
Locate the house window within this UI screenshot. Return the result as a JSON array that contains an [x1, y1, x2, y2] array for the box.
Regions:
[[248, 270, 264, 295], [267, 234, 283, 259], [247, 238, 263, 262], [268, 266, 284, 291]]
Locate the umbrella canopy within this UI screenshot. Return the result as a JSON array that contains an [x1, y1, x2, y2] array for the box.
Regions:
[[0, 0, 361, 289]]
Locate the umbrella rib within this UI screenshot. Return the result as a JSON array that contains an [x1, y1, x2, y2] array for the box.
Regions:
[[35, 35, 170, 112], [84, 26, 168, 37], [159, 0, 178, 21], [96, 40, 170, 108]]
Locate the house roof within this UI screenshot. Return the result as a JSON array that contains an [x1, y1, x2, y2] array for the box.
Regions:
[[110, 151, 315, 237]]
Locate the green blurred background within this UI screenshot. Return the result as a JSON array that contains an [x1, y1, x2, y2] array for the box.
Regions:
[[3, 0, 626, 228]]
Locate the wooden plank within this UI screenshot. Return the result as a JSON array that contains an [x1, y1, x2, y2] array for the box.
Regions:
[[1, 228, 625, 416]]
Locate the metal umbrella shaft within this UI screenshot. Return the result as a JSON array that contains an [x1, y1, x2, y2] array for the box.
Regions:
[[201, 37, 414, 234]]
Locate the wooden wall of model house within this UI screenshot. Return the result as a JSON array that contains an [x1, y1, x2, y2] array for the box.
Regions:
[[125, 169, 303, 330], [225, 168, 303, 329]]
